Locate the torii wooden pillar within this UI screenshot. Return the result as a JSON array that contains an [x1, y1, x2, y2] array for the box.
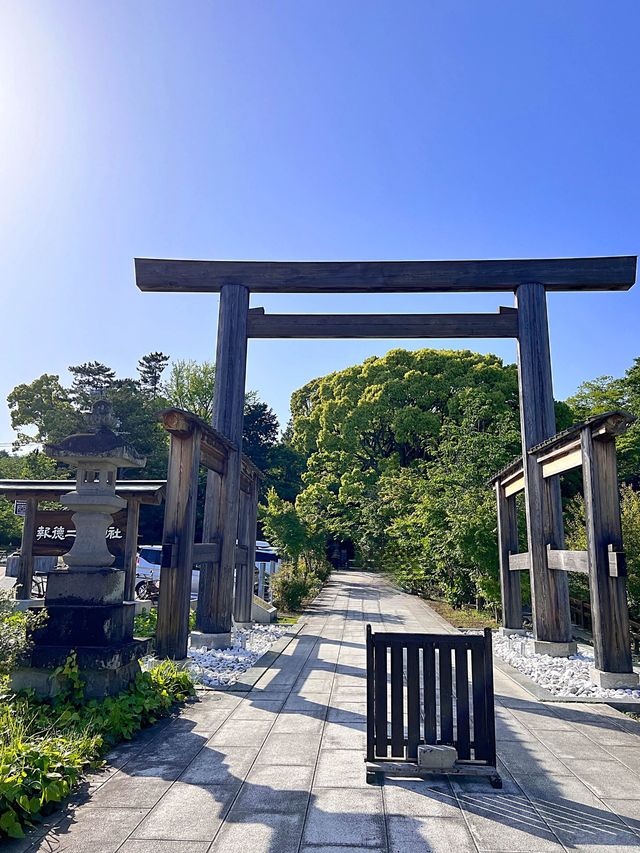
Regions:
[[136, 255, 636, 651], [515, 284, 573, 653]]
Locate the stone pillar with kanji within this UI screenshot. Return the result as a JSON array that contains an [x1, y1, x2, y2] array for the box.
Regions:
[[11, 400, 149, 698]]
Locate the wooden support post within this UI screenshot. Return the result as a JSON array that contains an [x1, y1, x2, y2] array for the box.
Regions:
[[234, 473, 259, 617], [582, 428, 636, 678], [246, 474, 259, 596], [123, 497, 141, 602], [233, 488, 252, 624], [516, 283, 573, 649], [199, 284, 249, 638], [156, 428, 201, 659], [197, 468, 222, 628], [495, 484, 522, 630], [17, 497, 37, 600]]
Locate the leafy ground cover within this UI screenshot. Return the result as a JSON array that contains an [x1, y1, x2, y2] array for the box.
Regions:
[[133, 606, 196, 638], [0, 656, 194, 839]]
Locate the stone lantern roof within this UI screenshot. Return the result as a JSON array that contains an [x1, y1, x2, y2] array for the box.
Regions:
[[45, 400, 146, 470]]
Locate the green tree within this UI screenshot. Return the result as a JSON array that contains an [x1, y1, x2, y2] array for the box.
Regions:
[[137, 352, 170, 398], [567, 358, 640, 484], [242, 400, 279, 471], [7, 375, 81, 449], [289, 348, 523, 605], [68, 362, 116, 411], [165, 359, 216, 420], [0, 450, 64, 547]]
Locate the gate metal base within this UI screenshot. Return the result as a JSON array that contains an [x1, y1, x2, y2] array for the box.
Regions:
[[365, 760, 502, 789]]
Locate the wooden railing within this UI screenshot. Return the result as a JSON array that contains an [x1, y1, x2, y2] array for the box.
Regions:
[[569, 597, 640, 656]]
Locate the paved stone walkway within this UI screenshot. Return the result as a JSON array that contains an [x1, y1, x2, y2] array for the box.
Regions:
[[15, 570, 640, 852]]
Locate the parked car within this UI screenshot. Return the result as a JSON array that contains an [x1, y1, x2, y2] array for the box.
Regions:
[[135, 542, 280, 600], [136, 546, 200, 599]]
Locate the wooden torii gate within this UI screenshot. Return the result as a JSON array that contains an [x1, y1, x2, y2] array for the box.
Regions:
[[156, 408, 262, 658], [136, 255, 637, 655], [491, 411, 638, 686]]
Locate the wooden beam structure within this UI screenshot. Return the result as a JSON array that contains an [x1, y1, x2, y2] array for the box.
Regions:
[[495, 484, 522, 629], [155, 407, 263, 657], [17, 497, 37, 601], [582, 426, 634, 675], [135, 256, 636, 294], [246, 309, 519, 339], [156, 423, 201, 660], [491, 409, 637, 677], [123, 497, 141, 602], [138, 253, 636, 672], [516, 283, 573, 649], [197, 285, 250, 643], [508, 552, 530, 572]]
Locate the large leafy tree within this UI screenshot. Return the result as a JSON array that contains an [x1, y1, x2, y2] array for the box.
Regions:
[[164, 359, 217, 421], [567, 358, 640, 484], [7, 375, 81, 449], [289, 348, 523, 605]]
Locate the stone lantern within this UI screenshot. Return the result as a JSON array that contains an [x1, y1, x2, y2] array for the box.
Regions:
[[48, 400, 145, 571], [11, 401, 149, 698]]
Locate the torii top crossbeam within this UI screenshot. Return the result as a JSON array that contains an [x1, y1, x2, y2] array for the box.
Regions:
[[135, 256, 636, 294]]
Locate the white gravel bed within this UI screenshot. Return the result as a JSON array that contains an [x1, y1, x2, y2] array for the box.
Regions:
[[493, 631, 640, 699], [186, 624, 291, 688]]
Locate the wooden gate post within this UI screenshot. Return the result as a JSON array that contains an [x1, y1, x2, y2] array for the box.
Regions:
[[156, 426, 201, 659], [233, 487, 252, 624], [582, 428, 638, 685], [17, 497, 37, 600], [123, 497, 141, 602], [199, 284, 249, 642], [495, 484, 522, 631], [515, 283, 574, 653], [234, 472, 259, 623]]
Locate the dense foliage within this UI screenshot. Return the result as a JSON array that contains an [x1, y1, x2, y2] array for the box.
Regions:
[[0, 657, 194, 839], [261, 487, 331, 611], [566, 356, 640, 485], [565, 485, 640, 619], [286, 348, 526, 606], [261, 347, 597, 611]]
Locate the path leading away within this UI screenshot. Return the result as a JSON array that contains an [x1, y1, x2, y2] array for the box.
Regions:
[[16, 570, 640, 852]]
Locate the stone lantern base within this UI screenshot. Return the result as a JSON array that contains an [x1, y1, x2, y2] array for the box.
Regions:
[[11, 569, 149, 699]]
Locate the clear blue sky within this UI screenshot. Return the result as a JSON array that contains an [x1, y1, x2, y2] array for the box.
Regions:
[[1, 1, 639, 447]]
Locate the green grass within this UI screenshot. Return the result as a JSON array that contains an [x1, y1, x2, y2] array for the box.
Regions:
[[275, 613, 300, 625], [425, 599, 499, 630]]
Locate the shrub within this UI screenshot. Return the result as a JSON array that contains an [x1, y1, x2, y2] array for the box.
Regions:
[[133, 607, 195, 638], [0, 590, 46, 677], [133, 606, 158, 638], [0, 657, 195, 838], [271, 563, 321, 611]]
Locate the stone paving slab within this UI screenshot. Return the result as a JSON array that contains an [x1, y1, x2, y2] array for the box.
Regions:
[[16, 570, 640, 852]]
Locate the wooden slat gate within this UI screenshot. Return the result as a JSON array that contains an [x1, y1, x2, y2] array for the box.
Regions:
[[366, 626, 500, 786]]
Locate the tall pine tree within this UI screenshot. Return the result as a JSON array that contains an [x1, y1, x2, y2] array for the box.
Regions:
[[137, 352, 170, 398]]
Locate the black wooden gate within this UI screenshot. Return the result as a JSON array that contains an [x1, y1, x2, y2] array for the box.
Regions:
[[366, 626, 498, 782]]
